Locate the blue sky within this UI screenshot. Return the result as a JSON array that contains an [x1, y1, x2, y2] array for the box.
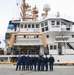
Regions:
[[0, 0, 74, 47]]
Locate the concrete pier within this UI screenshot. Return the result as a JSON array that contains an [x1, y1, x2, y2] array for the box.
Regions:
[[0, 64, 74, 75]]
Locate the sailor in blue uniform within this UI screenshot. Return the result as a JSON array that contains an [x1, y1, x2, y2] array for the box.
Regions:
[[49, 54, 55, 71], [41, 55, 44, 71], [29, 55, 33, 70], [38, 55, 41, 71], [21, 54, 26, 70], [33, 55, 38, 71], [16, 55, 21, 71], [44, 55, 48, 71], [26, 55, 30, 70]]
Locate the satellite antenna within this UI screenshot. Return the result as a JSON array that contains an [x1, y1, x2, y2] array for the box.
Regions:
[[43, 4, 51, 17]]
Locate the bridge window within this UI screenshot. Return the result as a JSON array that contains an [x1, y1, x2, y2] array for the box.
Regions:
[[42, 28, 45, 32], [41, 23, 44, 27], [45, 27, 49, 31], [56, 21, 60, 25], [45, 21, 48, 26], [36, 24, 39, 28], [32, 24, 34, 28], [51, 21, 55, 25]]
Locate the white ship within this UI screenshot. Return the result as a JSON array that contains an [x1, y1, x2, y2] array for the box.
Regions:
[[1, 0, 74, 64]]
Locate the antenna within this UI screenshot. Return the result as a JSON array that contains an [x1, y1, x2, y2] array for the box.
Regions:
[[20, 0, 38, 21], [42, 4, 51, 18], [56, 12, 60, 17], [43, 4, 51, 17]]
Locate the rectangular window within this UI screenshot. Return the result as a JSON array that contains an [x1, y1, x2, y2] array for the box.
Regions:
[[46, 35, 49, 38], [57, 21, 60, 25], [42, 28, 45, 32], [24, 35, 26, 38], [32, 24, 34, 28], [45, 21, 48, 26], [45, 27, 48, 31], [51, 21, 55, 25], [50, 45, 53, 49], [66, 28, 70, 30], [72, 35, 74, 38], [24, 24, 27, 28], [41, 23, 44, 27], [61, 21, 66, 25], [28, 24, 31, 28], [36, 24, 39, 28], [36, 35, 39, 38], [21, 24, 23, 28], [54, 45, 56, 49]]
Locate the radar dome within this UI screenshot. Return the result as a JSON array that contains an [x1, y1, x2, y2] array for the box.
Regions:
[[8, 24, 14, 29], [43, 4, 51, 11]]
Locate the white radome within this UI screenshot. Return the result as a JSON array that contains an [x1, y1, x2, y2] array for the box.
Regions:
[[43, 4, 51, 11]]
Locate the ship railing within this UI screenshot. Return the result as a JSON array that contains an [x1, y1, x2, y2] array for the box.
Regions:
[[10, 50, 40, 55], [55, 36, 69, 41], [16, 36, 42, 40]]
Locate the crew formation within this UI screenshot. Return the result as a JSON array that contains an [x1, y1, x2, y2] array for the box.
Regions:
[[15, 54, 55, 71]]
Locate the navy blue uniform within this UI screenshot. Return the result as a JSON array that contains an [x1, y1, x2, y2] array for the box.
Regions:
[[41, 56, 44, 71], [16, 56, 21, 71], [21, 55, 26, 70], [44, 56, 48, 71], [26, 56, 30, 70], [33, 56, 38, 71], [38, 56, 41, 71], [29, 56, 33, 70], [49, 55, 54, 71]]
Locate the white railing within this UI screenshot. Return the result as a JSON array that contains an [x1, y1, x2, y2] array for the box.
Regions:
[[20, 28, 40, 33], [55, 36, 69, 41], [16, 37, 42, 40]]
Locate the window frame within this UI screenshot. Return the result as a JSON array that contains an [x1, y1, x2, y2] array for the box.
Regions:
[[42, 28, 45, 32], [46, 35, 49, 38], [51, 21, 55, 25], [41, 23, 44, 27], [45, 21, 48, 26], [56, 21, 60, 25]]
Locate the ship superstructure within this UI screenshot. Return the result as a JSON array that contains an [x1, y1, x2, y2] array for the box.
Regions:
[[1, 0, 74, 64]]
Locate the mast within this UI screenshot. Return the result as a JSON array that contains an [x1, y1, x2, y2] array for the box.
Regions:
[[20, 0, 38, 21]]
